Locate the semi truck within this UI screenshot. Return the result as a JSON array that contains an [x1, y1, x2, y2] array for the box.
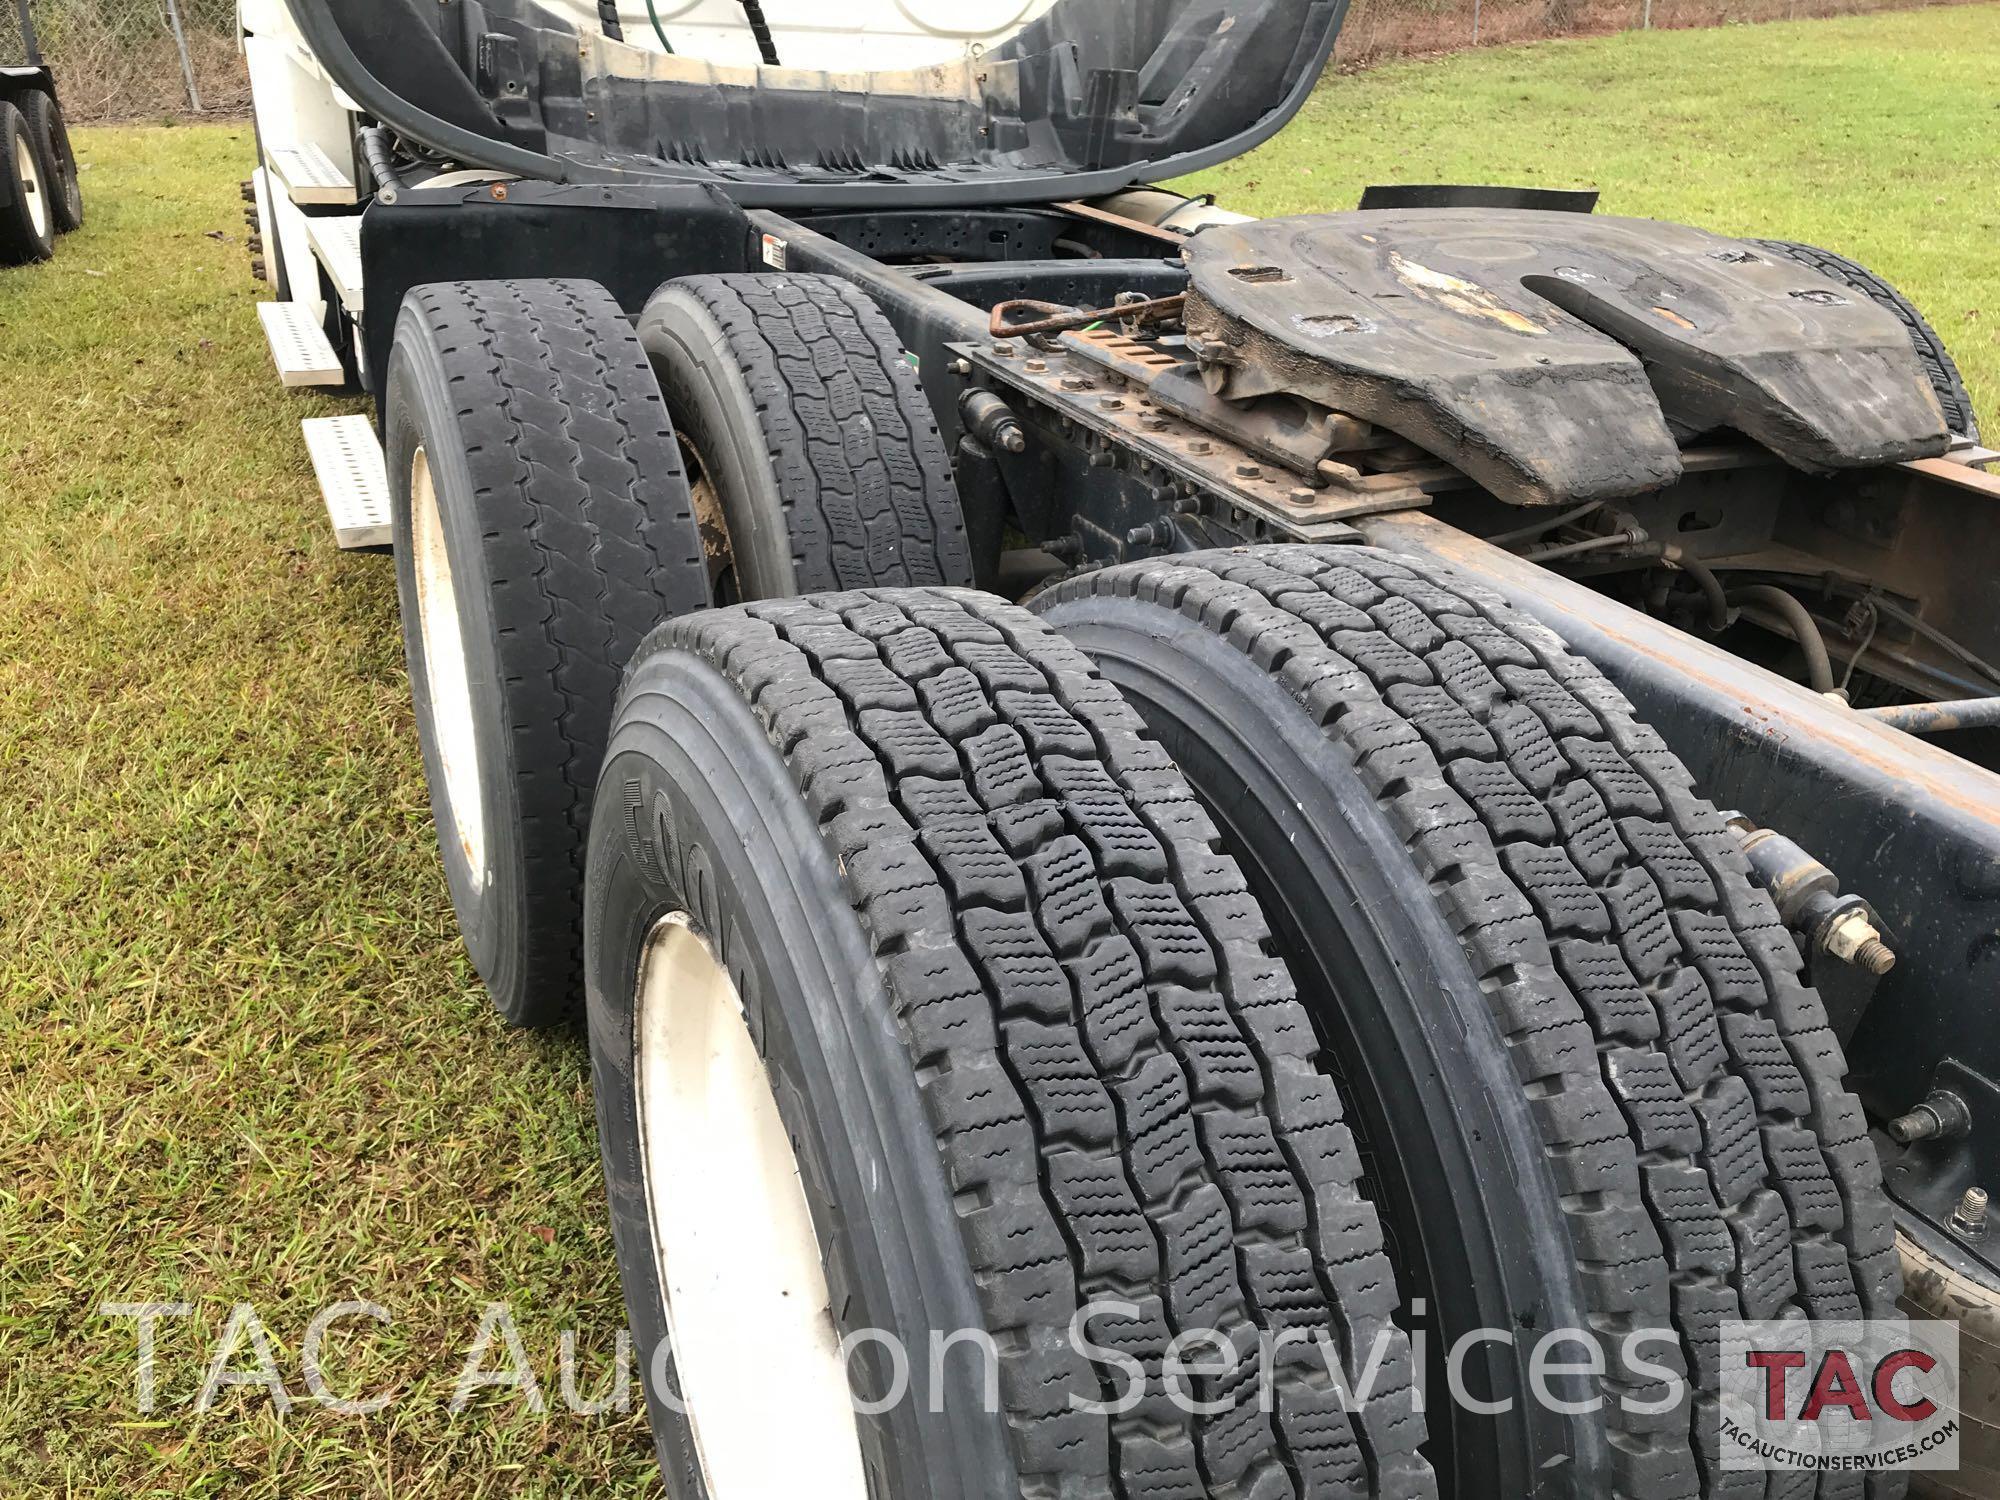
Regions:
[[237, 2, 2000, 1493]]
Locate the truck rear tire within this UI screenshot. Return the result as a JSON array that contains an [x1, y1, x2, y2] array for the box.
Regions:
[[0, 102, 54, 265], [586, 587, 1434, 1499], [1748, 238, 1980, 443], [1899, 1224, 2000, 1499], [1037, 546, 1903, 1500], [19, 90, 81, 234], [638, 273, 972, 601], [384, 278, 709, 1027]]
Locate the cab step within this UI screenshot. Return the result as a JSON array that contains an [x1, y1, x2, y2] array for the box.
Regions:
[[306, 213, 364, 311], [267, 142, 356, 206], [302, 415, 392, 550], [258, 300, 346, 387]]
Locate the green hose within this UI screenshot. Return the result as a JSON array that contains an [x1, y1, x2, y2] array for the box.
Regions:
[[644, 0, 674, 52]]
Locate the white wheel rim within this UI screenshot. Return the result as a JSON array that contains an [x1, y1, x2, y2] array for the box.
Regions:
[[15, 136, 46, 240], [633, 913, 868, 1498], [409, 447, 488, 885]]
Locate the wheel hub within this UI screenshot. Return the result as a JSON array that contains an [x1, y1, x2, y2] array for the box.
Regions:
[[633, 912, 866, 1497], [409, 447, 488, 884]]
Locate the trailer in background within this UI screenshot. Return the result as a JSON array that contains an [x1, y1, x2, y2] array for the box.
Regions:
[[0, 3, 83, 265]]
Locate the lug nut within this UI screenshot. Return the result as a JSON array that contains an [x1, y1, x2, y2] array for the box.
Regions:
[[1951, 1186, 1989, 1240]]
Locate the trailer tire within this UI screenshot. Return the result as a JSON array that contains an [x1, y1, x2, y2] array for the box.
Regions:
[[0, 102, 54, 265], [638, 273, 972, 602], [384, 278, 709, 1027], [1038, 545, 1903, 1500], [1748, 238, 1980, 442], [19, 90, 81, 234], [586, 588, 1434, 1500]]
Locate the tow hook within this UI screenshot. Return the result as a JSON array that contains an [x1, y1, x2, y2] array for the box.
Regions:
[[1724, 813, 1895, 975]]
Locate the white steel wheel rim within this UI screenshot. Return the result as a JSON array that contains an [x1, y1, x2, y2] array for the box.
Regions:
[[633, 912, 868, 1498], [15, 136, 46, 240], [409, 447, 488, 885]]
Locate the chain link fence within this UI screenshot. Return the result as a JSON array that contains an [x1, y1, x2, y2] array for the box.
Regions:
[[0, 0, 1974, 123], [1, 0, 247, 122]]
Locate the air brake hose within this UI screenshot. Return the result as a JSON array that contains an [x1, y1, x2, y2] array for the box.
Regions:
[[1730, 584, 1836, 695], [739, 0, 781, 65], [358, 126, 406, 200], [644, 0, 674, 52]]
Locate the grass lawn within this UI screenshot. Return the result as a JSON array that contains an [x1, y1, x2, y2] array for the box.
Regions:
[[0, 7, 1993, 1494]]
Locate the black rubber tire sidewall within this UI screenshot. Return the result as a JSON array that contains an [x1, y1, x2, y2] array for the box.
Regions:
[[0, 102, 54, 265], [640, 289, 798, 601], [585, 651, 1017, 1500], [385, 339, 534, 1014], [21, 90, 80, 234], [1047, 595, 1608, 1498]]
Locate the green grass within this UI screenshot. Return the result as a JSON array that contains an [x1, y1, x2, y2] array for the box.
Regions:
[[0, 127, 653, 1496], [0, 9, 1993, 1493], [1181, 3, 1999, 434]]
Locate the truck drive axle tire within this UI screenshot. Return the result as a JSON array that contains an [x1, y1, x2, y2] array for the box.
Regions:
[[384, 278, 709, 1027], [1748, 238, 1980, 443], [638, 274, 973, 602], [1037, 546, 1902, 1500], [0, 102, 54, 265], [585, 588, 1435, 1499], [1898, 1224, 2000, 1498]]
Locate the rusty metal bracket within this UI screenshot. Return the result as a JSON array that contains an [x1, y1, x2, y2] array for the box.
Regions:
[[954, 336, 1433, 542], [988, 293, 1187, 342]]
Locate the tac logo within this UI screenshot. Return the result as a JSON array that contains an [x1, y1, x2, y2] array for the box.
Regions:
[[1719, 1320, 1961, 1472]]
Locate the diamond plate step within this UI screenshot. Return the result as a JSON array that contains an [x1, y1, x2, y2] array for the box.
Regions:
[[302, 415, 391, 550], [258, 300, 344, 387], [268, 142, 355, 206]]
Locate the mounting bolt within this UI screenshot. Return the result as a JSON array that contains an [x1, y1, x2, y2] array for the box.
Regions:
[[1187, 439, 1212, 455], [1234, 461, 1262, 480], [1823, 908, 1896, 974], [946, 358, 972, 376], [1139, 413, 1169, 432], [1060, 375, 1092, 391], [1024, 359, 1047, 373], [1287, 486, 1317, 504], [1099, 396, 1125, 412], [1951, 1187, 1989, 1240]]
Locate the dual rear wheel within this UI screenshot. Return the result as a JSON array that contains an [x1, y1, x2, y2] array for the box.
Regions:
[[381, 276, 1900, 1498], [0, 90, 81, 266]]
